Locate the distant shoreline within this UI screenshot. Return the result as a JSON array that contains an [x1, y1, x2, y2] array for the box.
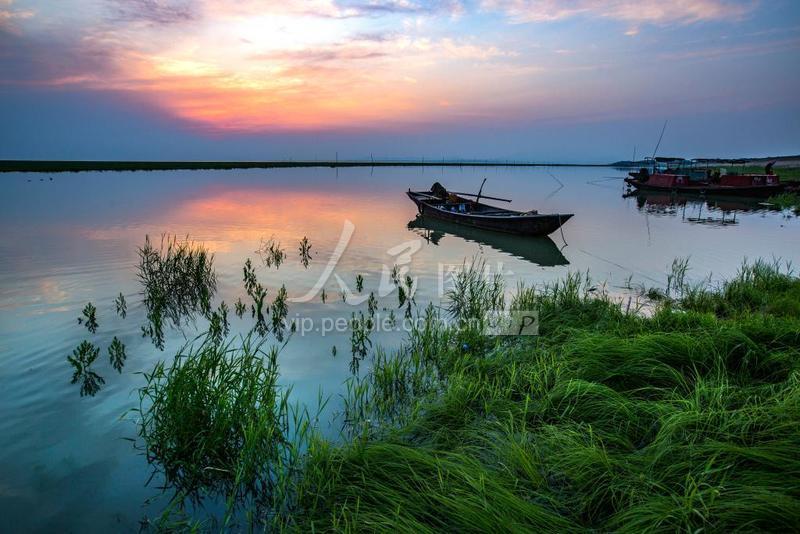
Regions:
[[2, 156, 797, 173], [0, 160, 614, 173]]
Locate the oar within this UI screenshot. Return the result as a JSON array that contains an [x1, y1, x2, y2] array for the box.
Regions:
[[450, 178, 512, 202], [449, 191, 512, 203]]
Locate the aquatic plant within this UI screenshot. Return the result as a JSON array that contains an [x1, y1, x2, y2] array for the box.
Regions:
[[298, 237, 312, 268], [355, 274, 364, 293], [108, 337, 127, 373], [321, 288, 327, 304], [115, 293, 127, 319], [135, 336, 313, 523], [446, 257, 504, 326], [348, 311, 374, 374], [270, 285, 289, 342], [234, 297, 246, 319], [256, 237, 286, 269], [68, 340, 104, 396], [243, 259, 269, 337], [208, 302, 231, 345], [79, 302, 99, 334], [666, 256, 690, 299], [137, 234, 217, 350], [367, 292, 378, 317], [768, 192, 800, 214]]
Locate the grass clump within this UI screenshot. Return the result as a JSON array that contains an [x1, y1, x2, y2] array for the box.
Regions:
[[135, 336, 311, 527], [768, 192, 800, 214], [137, 234, 217, 350]]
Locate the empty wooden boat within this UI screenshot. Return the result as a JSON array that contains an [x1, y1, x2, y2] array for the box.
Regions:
[[406, 182, 573, 237]]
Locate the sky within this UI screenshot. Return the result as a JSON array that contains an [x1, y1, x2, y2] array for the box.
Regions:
[[1, 0, 799, 162]]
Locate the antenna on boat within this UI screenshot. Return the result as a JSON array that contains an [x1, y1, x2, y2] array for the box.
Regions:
[[652, 120, 668, 159], [476, 178, 487, 204]]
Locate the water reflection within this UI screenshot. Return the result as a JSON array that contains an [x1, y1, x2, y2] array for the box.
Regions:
[[625, 190, 781, 227], [407, 215, 569, 266], [2, 166, 798, 532]]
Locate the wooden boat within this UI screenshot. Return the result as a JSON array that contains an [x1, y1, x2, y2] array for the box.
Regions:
[[407, 215, 568, 266], [406, 183, 572, 236], [625, 160, 784, 198]]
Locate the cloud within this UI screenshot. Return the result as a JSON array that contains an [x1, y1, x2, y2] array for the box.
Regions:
[[200, 0, 463, 20], [108, 0, 197, 25], [0, 0, 34, 32], [482, 0, 755, 25], [337, 0, 465, 17]]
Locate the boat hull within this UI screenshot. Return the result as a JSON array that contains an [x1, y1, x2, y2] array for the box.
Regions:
[[408, 215, 569, 266], [624, 178, 784, 198], [406, 191, 572, 236]]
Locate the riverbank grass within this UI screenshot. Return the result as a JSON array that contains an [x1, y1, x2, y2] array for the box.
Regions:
[[137, 260, 800, 531], [288, 260, 800, 531]]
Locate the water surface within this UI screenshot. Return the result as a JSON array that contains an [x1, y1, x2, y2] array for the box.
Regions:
[[1, 166, 798, 531]]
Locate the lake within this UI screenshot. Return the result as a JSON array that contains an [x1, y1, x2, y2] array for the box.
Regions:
[[1, 166, 798, 531]]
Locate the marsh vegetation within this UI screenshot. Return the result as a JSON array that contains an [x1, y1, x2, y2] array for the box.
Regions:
[[130, 255, 800, 531]]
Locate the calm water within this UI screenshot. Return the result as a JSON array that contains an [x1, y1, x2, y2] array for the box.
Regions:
[[1, 166, 798, 531]]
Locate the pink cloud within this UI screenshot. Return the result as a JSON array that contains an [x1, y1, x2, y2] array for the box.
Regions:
[[482, 0, 755, 25]]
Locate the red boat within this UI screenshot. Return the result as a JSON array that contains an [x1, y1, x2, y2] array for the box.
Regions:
[[625, 159, 784, 198]]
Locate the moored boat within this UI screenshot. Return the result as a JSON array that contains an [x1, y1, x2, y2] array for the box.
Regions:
[[625, 159, 784, 197], [406, 182, 573, 236]]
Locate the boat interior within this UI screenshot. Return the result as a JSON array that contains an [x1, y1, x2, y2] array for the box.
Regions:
[[410, 191, 537, 217]]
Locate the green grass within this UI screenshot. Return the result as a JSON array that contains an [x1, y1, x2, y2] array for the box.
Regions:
[[716, 165, 800, 182], [285, 260, 800, 532], [768, 192, 800, 215], [135, 336, 316, 529], [136, 260, 800, 531]]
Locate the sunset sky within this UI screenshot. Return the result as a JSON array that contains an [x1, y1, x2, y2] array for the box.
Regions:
[[1, 0, 798, 161]]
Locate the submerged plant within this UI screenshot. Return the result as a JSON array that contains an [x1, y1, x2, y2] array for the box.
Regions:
[[234, 297, 246, 319], [256, 237, 286, 269], [79, 302, 99, 334], [137, 234, 217, 350], [207, 302, 231, 345], [270, 285, 289, 341], [349, 311, 374, 374], [367, 292, 378, 317], [355, 274, 364, 293], [115, 293, 127, 319], [243, 259, 269, 337], [298, 237, 312, 268], [321, 288, 327, 304], [68, 340, 104, 396], [108, 336, 127, 373]]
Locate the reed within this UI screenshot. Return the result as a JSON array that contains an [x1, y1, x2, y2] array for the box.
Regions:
[[137, 234, 217, 350]]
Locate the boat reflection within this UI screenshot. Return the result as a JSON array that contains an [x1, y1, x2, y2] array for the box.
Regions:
[[624, 190, 781, 227], [407, 215, 569, 266]]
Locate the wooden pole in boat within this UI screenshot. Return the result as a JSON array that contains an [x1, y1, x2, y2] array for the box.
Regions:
[[450, 191, 512, 202], [476, 178, 487, 204]]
